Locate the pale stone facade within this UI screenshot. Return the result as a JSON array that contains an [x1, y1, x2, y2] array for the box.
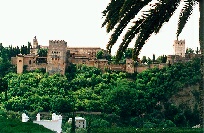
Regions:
[[16, 55, 24, 74], [68, 47, 101, 60], [46, 40, 68, 75], [126, 58, 135, 73], [68, 117, 86, 128], [173, 40, 185, 57]]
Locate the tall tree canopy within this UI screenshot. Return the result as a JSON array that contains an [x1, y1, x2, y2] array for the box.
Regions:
[[102, 0, 203, 127]]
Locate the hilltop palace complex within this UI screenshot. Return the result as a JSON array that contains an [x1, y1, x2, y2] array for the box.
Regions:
[[11, 37, 201, 75]]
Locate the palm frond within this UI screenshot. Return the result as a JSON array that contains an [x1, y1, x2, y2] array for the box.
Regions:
[[177, 0, 197, 38], [103, 0, 198, 61], [131, 0, 181, 60], [115, 19, 144, 61], [102, 0, 125, 33], [105, 0, 152, 54]]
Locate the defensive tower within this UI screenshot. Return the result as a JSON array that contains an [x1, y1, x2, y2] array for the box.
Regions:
[[173, 40, 185, 57], [46, 40, 68, 75]]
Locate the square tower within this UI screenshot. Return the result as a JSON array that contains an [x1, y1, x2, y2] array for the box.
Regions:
[[173, 40, 185, 57], [126, 58, 135, 73], [46, 40, 68, 75], [30, 36, 39, 55]]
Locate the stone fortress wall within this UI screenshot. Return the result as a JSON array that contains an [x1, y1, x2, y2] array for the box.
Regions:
[[11, 37, 200, 75]]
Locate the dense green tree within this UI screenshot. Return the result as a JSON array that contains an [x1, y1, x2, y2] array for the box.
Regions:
[[147, 57, 152, 66], [141, 56, 147, 64], [103, 79, 141, 118], [96, 50, 111, 61], [196, 47, 199, 54], [38, 48, 48, 57], [65, 63, 77, 81], [123, 48, 133, 59], [156, 55, 167, 63], [27, 42, 31, 54], [96, 50, 104, 59], [0, 58, 13, 77], [0, 44, 21, 60], [186, 47, 194, 54], [153, 54, 156, 64], [0, 77, 8, 101], [74, 87, 103, 111]]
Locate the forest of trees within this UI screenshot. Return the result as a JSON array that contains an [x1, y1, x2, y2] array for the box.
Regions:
[[0, 44, 202, 132]]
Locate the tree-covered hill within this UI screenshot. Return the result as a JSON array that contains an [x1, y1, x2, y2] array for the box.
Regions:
[[0, 58, 201, 128]]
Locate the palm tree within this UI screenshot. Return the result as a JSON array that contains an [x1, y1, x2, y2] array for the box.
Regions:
[[102, 0, 203, 127]]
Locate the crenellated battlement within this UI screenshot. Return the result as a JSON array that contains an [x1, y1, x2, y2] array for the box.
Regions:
[[174, 40, 185, 43], [49, 40, 67, 44], [48, 40, 67, 49]]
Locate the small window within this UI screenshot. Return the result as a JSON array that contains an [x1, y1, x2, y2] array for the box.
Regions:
[[29, 60, 31, 64], [19, 60, 22, 62]]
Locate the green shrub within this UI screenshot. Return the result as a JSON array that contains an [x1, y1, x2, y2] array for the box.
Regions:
[[92, 127, 203, 133], [143, 121, 156, 128], [91, 118, 110, 128], [159, 120, 176, 128]]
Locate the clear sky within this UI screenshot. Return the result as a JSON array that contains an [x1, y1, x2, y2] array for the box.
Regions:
[[0, 0, 199, 58]]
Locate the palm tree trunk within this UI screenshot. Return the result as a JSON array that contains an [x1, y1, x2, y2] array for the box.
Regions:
[[199, 0, 204, 128]]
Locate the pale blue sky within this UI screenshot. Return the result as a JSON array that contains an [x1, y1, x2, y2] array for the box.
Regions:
[[0, 0, 199, 58]]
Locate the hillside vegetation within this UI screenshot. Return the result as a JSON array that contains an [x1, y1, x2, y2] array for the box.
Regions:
[[0, 57, 201, 130]]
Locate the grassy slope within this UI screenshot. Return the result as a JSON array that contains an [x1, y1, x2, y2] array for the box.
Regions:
[[0, 116, 54, 133]]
